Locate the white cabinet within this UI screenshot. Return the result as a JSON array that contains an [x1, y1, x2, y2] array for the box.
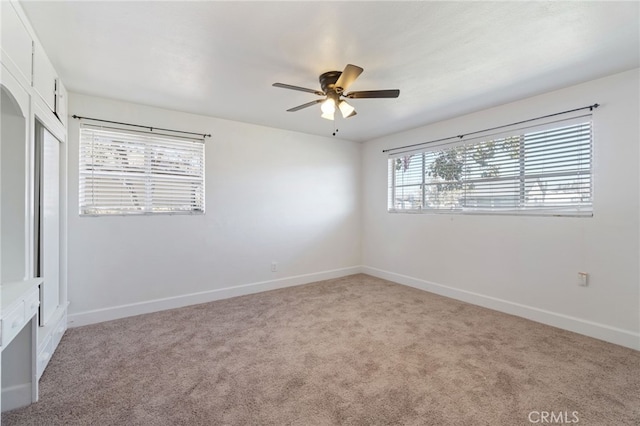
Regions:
[[0, 1, 33, 87], [32, 42, 57, 114], [2, 3, 67, 129], [1, 0, 68, 414], [24, 288, 40, 320], [36, 335, 51, 381], [33, 40, 67, 128], [1, 302, 26, 348], [1, 280, 41, 412], [56, 80, 68, 128], [1, 285, 39, 348]]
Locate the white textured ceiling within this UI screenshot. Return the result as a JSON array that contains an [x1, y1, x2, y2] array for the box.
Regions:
[[20, 1, 640, 142]]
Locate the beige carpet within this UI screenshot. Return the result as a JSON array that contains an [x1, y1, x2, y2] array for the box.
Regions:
[[3, 274, 639, 425]]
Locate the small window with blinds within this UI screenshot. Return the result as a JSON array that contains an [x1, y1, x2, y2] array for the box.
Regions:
[[79, 126, 205, 215], [388, 116, 592, 216]]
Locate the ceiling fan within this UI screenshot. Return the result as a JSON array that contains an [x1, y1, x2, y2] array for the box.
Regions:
[[272, 64, 400, 120]]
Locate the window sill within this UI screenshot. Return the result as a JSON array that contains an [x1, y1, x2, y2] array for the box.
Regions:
[[387, 208, 592, 218]]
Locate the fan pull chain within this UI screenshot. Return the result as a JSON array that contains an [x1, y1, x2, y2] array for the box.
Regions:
[[333, 128, 339, 136]]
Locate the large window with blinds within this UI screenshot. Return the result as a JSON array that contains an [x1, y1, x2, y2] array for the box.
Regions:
[[79, 126, 205, 215], [388, 116, 592, 216]]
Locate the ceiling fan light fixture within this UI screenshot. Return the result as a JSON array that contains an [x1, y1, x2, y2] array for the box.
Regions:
[[321, 98, 336, 114], [321, 110, 335, 120], [338, 100, 356, 118]]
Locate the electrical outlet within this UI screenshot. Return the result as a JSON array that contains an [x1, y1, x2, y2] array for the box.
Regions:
[[271, 262, 278, 272], [578, 272, 588, 287]]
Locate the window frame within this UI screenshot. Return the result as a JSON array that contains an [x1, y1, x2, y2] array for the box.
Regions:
[[388, 116, 593, 217], [79, 125, 206, 216]]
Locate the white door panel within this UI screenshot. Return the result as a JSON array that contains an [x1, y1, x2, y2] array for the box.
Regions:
[[41, 127, 60, 325]]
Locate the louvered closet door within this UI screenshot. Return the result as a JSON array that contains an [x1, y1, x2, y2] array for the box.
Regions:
[[41, 126, 60, 325]]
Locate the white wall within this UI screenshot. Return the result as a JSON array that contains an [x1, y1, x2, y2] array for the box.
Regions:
[[362, 69, 640, 349], [67, 71, 639, 349], [1, 88, 27, 283], [67, 93, 361, 324]]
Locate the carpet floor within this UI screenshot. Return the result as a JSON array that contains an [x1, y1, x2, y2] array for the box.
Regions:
[[3, 274, 639, 425]]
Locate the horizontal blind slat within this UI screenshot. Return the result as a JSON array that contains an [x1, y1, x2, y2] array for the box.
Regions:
[[79, 125, 205, 215], [389, 119, 592, 215]]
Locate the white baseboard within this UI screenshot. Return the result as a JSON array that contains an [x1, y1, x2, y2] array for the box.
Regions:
[[68, 265, 639, 350], [68, 266, 363, 328], [1, 383, 32, 412], [362, 266, 640, 351]]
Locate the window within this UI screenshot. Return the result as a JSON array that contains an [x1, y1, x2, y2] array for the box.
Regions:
[[79, 126, 205, 215], [388, 116, 592, 216]]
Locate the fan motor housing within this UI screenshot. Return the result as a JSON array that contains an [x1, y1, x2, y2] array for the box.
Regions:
[[319, 71, 342, 94]]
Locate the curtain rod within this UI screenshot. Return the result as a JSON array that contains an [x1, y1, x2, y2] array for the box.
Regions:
[[382, 103, 599, 154], [72, 115, 211, 139]]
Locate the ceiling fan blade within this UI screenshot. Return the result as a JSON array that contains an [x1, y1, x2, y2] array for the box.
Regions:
[[286, 99, 324, 112], [273, 83, 324, 96], [335, 64, 364, 92], [345, 89, 400, 99]]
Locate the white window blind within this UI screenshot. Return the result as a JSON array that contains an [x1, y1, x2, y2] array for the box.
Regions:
[[388, 116, 592, 216], [79, 125, 205, 215]]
